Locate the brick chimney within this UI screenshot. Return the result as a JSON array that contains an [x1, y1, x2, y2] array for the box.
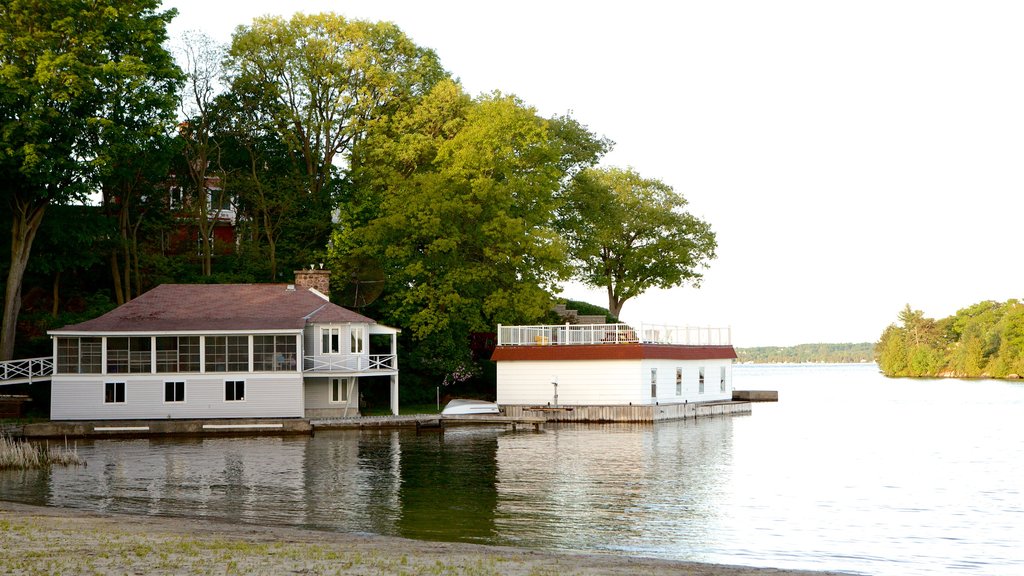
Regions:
[[294, 268, 330, 297]]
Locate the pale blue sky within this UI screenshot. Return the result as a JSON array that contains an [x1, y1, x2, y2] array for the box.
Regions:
[[166, 0, 1024, 346]]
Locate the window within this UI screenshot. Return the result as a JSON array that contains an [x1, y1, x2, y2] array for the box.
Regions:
[[156, 337, 200, 373], [104, 382, 125, 404], [225, 380, 245, 402], [676, 367, 683, 396], [322, 327, 340, 354], [164, 381, 185, 403], [227, 336, 248, 371], [205, 337, 227, 372], [350, 327, 364, 354], [254, 335, 296, 371], [720, 366, 727, 392], [57, 337, 101, 374], [128, 337, 151, 373], [699, 367, 705, 394], [106, 337, 129, 373], [650, 368, 657, 398], [330, 378, 349, 403]]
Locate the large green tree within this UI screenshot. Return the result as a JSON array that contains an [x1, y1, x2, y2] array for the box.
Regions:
[[334, 80, 607, 380], [0, 0, 180, 359], [225, 13, 448, 260], [557, 167, 717, 318]]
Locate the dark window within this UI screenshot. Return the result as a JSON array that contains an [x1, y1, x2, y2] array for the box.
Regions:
[[104, 382, 125, 404], [225, 380, 245, 402], [165, 381, 185, 403]]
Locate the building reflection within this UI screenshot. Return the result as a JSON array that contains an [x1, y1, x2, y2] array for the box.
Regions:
[[7, 417, 736, 555]]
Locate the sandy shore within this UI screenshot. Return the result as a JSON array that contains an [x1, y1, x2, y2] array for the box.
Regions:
[[0, 501, 854, 575]]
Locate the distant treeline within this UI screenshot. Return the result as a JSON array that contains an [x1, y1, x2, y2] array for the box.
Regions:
[[876, 300, 1024, 378], [736, 343, 874, 364]]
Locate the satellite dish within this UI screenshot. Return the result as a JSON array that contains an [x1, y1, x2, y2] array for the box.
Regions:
[[336, 255, 385, 309]]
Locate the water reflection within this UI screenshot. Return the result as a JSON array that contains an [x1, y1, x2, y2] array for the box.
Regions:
[[0, 419, 735, 555]]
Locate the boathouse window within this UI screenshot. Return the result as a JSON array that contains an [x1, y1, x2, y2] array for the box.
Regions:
[[322, 327, 341, 354], [227, 336, 248, 371], [164, 381, 185, 403], [351, 327, 364, 354], [650, 368, 657, 398], [699, 367, 705, 394], [106, 337, 150, 374], [104, 382, 125, 404], [57, 337, 101, 374], [676, 368, 683, 396], [254, 335, 297, 371], [156, 336, 200, 373], [720, 366, 727, 392], [205, 337, 227, 372], [225, 380, 245, 402], [330, 378, 348, 403], [205, 336, 248, 372]]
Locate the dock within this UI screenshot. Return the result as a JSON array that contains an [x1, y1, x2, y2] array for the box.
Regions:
[[15, 414, 546, 438], [311, 414, 546, 432]]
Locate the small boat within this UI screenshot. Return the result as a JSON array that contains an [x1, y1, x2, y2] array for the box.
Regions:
[[441, 399, 501, 415]]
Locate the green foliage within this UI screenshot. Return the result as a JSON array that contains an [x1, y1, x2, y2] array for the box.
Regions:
[[737, 343, 875, 364], [876, 300, 1024, 379], [557, 167, 716, 317], [333, 80, 606, 382]]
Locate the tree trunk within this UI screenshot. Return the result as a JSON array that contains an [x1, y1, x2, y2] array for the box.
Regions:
[[51, 270, 61, 318], [1, 199, 48, 360], [111, 251, 125, 305], [607, 285, 624, 320]]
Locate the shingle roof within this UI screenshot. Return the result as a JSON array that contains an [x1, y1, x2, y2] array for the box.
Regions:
[[53, 284, 377, 333]]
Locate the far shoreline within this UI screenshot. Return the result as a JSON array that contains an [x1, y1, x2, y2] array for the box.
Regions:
[[0, 500, 857, 575]]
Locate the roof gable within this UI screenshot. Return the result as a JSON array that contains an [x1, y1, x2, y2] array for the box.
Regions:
[[53, 284, 377, 333]]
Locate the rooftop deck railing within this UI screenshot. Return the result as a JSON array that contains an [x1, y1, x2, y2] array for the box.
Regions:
[[497, 323, 731, 347]]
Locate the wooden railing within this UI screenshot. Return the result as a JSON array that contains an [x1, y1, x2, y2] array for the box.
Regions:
[[497, 323, 731, 347], [0, 357, 53, 385], [303, 354, 397, 373]]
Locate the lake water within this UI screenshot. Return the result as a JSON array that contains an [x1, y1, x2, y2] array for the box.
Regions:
[[1, 364, 1022, 575]]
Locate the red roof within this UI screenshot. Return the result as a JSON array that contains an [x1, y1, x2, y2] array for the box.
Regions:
[[490, 344, 737, 362], [53, 284, 377, 333]]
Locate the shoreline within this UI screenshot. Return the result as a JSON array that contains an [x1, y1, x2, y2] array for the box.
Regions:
[[0, 500, 855, 575]]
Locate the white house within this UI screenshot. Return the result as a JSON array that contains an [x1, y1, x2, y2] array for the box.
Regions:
[[46, 270, 399, 421], [492, 323, 737, 421]]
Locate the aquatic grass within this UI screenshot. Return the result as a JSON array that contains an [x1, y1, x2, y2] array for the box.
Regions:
[[0, 435, 85, 470]]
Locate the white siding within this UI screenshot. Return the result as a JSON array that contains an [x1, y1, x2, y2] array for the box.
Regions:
[[304, 377, 359, 411], [496, 360, 643, 405], [640, 358, 734, 403], [496, 358, 734, 406], [51, 373, 303, 420]]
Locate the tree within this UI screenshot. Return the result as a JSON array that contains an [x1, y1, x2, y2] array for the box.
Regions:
[[225, 13, 449, 258], [558, 167, 717, 318], [0, 0, 180, 359], [175, 30, 227, 277], [333, 81, 606, 379]]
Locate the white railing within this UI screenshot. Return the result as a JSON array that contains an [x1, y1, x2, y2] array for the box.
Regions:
[[303, 354, 396, 373], [497, 323, 731, 347], [0, 357, 53, 385]]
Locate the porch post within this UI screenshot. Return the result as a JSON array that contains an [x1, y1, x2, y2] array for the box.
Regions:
[[390, 373, 399, 415]]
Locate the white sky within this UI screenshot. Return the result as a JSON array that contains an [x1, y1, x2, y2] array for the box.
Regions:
[[166, 0, 1024, 346]]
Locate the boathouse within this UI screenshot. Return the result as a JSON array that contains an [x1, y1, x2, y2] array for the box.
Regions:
[[492, 323, 741, 421], [45, 270, 400, 421]]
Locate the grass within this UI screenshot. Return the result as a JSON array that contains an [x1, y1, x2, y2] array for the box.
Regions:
[[0, 435, 86, 470]]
